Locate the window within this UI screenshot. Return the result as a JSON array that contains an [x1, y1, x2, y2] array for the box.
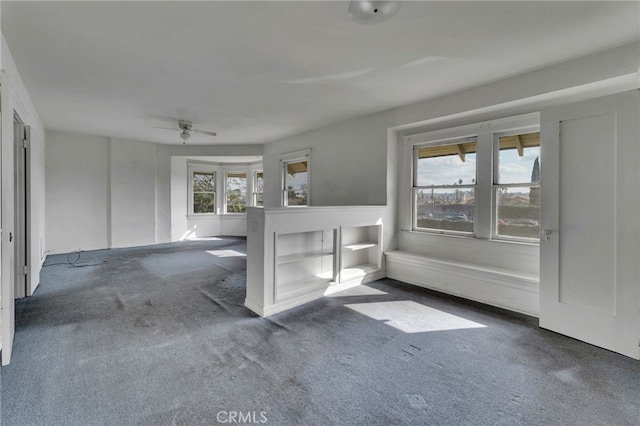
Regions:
[[414, 138, 477, 233], [407, 113, 540, 242], [192, 171, 216, 214], [281, 150, 310, 206], [226, 173, 247, 213], [284, 161, 308, 206], [188, 162, 263, 215], [253, 171, 264, 206], [494, 132, 540, 240]]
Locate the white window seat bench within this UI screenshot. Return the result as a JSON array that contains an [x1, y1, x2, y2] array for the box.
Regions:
[[385, 250, 540, 316]]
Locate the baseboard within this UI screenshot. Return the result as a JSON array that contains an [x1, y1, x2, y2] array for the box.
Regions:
[[245, 270, 386, 317], [244, 297, 265, 316]]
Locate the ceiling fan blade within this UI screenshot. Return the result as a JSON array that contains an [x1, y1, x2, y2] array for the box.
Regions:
[[192, 129, 217, 137], [152, 126, 181, 131]]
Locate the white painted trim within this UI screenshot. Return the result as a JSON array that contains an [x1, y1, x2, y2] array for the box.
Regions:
[[404, 112, 542, 243], [397, 230, 539, 274], [259, 205, 387, 214], [490, 125, 541, 241], [403, 113, 539, 145], [244, 297, 265, 316], [252, 169, 264, 207], [280, 148, 311, 207], [279, 149, 311, 162], [187, 162, 219, 216], [223, 170, 248, 214]]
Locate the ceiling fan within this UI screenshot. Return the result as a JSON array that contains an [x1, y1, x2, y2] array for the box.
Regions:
[[154, 120, 217, 144]]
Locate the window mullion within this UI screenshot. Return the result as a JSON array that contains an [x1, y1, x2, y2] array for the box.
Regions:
[[475, 131, 493, 239]]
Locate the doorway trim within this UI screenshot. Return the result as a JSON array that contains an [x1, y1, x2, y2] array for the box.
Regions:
[[14, 112, 30, 299]]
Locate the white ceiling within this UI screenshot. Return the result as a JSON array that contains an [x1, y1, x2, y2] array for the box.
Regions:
[[2, 1, 638, 145]]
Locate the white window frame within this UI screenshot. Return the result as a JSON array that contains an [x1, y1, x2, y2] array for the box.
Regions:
[[253, 170, 264, 207], [280, 149, 311, 207], [188, 162, 220, 216], [403, 113, 540, 243], [491, 127, 540, 242], [224, 171, 248, 214], [412, 136, 478, 236]]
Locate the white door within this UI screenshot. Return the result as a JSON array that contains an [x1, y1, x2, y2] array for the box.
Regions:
[[540, 90, 640, 360], [1, 70, 16, 365]]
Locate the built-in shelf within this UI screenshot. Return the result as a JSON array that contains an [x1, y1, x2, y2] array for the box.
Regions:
[[340, 263, 380, 282], [342, 242, 377, 251], [245, 206, 386, 317], [275, 229, 335, 303], [277, 273, 335, 300], [341, 225, 382, 286], [277, 250, 333, 264]]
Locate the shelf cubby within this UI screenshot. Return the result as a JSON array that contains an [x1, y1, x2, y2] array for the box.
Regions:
[[340, 225, 382, 282], [275, 229, 336, 302]]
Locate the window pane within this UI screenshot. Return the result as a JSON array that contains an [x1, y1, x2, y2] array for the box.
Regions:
[[416, 188, 475, 233], [254, 172, 264, 206], [496, 186, 540, 239], [193, 172, 215, 192], [497, 132, 540, 184], [255, 172, 264, 192], [226, 173, 247, 213], [285, 161, 308, 206], [416, 140, 477, 186], [194, 192, 215, 214], [287, 189, 307, 206]]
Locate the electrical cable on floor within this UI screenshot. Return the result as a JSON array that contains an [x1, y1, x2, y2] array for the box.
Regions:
[[42, 251, 107, 268]]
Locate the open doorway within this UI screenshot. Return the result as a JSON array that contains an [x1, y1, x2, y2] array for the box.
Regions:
[[14, 113, 30, 299]]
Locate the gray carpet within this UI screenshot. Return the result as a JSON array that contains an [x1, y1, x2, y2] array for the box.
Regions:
[[2, 237, 639, 425]]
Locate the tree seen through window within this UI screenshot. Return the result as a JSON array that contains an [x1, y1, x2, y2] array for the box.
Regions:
[[226, 173, 247, 213], [193, 171, 215, 214]]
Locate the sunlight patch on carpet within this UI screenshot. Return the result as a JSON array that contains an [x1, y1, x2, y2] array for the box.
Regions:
[[326, 284, 388, 297], [345, 300, 486, 333], [206, 250, 246, 258]]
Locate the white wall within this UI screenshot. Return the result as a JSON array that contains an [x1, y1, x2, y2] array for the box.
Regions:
[[110, 138, 157, 248], [262, 42, 639, 314], [263, 114, 390, 208], [264, 43, 639, 209], [262, 111, 397, 259], [45, 131, 109, 253], [46, 134, 263, 252], [170, 156, 189, 241], [46, 131, 162, 252]]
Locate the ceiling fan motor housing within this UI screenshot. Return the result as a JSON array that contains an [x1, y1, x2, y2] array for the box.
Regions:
[[178, 120, 193, 131]]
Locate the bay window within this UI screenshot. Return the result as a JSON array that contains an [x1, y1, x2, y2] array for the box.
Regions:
[[188, 162, 262, 216]]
